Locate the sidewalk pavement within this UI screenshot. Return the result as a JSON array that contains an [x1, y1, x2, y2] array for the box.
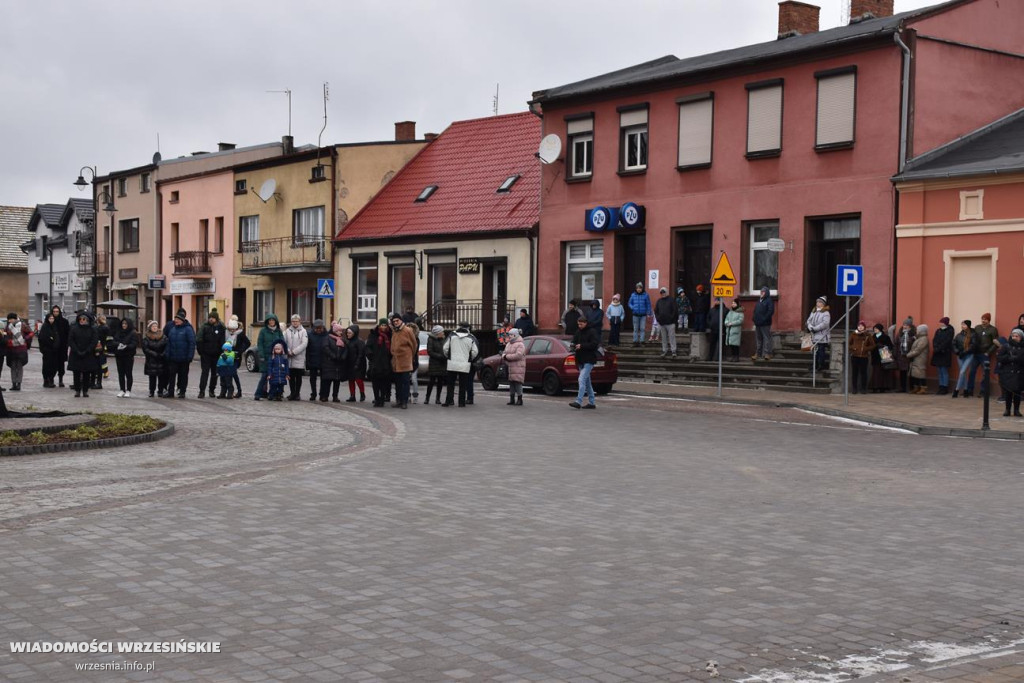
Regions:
[[614, 380, 1024, 440]]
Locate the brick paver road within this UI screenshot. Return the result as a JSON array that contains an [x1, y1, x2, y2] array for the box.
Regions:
[[1, 365, 1022, 682]]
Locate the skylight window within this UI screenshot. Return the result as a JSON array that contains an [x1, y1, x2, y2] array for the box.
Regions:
[[415, 185, 438, 202], [497, 175, 521, 193]]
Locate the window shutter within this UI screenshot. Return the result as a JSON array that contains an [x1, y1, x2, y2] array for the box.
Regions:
[[678, 98, 714, 166], [567, 118, 593, 135], [816, 73, 856, 146], [747, 85, 783, 154], [620, 109, 648, 128]]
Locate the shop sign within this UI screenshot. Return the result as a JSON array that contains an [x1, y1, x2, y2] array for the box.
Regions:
[[458, 258, 481, 274], [52, 274, 70, 292], [169, 278, 217, 295], [584, 202, 645, 232], [118, 268, 138, 280], [148, 275, 166, 290], [73, 278, 87, 292]]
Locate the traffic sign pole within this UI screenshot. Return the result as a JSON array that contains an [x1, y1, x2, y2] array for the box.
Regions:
[[717, 297, 724, 398], [845, 297, 850, 406]]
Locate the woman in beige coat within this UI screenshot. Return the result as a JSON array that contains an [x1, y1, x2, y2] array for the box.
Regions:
[[906, 324, 930, 394]]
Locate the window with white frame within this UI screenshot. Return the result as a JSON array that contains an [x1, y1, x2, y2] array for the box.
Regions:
[[355, 259, 378, 322], [253, 290, 275, 324], [815, 68, 856, 148], [565, 240, 604, 309], [567, 116, 594, 179], [292, 206, 324, 244], [620, 106, 648, 171], [239, 215, 259, 251], [677, 93, 714, 168], [746, 80, 784, 157], [747, 222, 779, 294]]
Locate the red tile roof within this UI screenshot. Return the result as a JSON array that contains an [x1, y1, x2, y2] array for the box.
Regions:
[[335, 112, 540, 242]]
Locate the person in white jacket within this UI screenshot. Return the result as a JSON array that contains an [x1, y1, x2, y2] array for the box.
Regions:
[[442, 322, 478, 407], [283, 314, 309, 401], [806, 296, 831, 375]]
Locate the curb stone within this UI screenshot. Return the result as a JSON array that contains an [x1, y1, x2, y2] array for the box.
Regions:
[[0, 422, 175, 457]]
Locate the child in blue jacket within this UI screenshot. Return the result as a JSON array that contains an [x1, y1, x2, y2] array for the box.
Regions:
[[216, 342, 239, 399], [266, 340, 290, 401]]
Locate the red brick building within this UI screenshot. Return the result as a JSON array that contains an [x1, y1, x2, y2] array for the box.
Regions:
[[528, 0, 1024, 335]]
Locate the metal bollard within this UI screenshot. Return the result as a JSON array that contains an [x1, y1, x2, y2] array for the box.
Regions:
[[981, 358, 991, 431]]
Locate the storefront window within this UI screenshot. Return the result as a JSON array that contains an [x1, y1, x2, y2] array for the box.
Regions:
[[565, 240, 604, 309]]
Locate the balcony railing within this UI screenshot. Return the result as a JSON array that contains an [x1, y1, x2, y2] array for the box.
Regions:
[[241, 236, 330, 272], [171, 250, 213, 275], [77, 250, 109, 276], [423, 299, 517, 332]]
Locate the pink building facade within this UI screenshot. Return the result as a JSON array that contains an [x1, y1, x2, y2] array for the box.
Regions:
[[529, 0, 1024, 337], [159, 172, 235, 325]]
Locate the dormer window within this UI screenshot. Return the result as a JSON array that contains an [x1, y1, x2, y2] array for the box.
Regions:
[[497, 175, 520, 193], [415, 185, 438, 202]]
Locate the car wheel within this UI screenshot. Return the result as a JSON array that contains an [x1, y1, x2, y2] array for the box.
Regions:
[[480, 367, 498, 391], [542, 371, 562, 396], [594, 383, 613, 395], [244, 351, 258, 373]]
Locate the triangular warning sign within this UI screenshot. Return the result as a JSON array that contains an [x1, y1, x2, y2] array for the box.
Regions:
[[317, 280, 334, 298], [711, 252, 737, 286]]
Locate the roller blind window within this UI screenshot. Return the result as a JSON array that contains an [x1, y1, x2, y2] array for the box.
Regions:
[[677, 98, 713, 168], [816, 72, 856, 147], [746, 85, 783, 155]]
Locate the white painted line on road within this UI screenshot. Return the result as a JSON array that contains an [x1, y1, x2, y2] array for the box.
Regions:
[[795, 409, 918, 434]]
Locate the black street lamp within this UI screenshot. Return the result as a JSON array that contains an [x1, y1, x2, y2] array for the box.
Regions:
[[74, 166, 116, 311]]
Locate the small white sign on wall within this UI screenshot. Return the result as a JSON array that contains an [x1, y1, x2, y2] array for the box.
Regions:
[[581, 274, 596, 300], [647, 269, 659, 291]]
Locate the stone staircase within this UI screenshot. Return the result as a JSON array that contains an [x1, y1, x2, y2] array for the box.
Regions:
[[610, 332, 841, 394]]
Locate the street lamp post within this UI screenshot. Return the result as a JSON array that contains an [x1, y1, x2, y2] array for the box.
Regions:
[[74, 166, 116, 312]]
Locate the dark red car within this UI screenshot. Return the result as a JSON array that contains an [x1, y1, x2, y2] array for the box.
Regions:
[[478, 335, 618, 396]]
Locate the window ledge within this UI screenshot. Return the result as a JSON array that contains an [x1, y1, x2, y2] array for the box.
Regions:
[[676, 163, 712, 173], [308, 177, 327, 184], [745, 150, 781, 160], [565, 175, 593, 184], [617, 168, 648, 177], [233, 190, 248, 196], [118, 249, 140, 254], [140, 189, 151, 194], [815, 141, 855, 153], [169, 199, 179, 204]]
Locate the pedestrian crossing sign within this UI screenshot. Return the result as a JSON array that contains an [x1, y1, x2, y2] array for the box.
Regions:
[[316, 278, 335, 299], [711, 252, 737, 286]]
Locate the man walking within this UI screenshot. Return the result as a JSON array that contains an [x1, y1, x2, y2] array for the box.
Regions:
[[751, 286, 775, 361], [653, 287, 679, 358], [569, 316, 600, 410]]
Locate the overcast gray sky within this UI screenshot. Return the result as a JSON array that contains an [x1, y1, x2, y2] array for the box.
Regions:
[[0, 0, 937, 207]]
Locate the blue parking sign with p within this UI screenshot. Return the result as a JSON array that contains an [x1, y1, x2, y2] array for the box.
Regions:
[[836, 265, 863, 297]]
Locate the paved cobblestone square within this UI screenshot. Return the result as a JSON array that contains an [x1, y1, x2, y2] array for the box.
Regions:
[[1, 367, 1023, 681]]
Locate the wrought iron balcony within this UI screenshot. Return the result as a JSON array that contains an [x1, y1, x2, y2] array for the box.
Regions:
[[77, 250, 109, 276], [423, 299, 518, 332], [171, 250, 213, 275], [240, 236, 331, 273]]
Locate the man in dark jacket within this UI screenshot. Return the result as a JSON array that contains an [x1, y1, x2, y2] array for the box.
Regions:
[[195, 310, 226, 398], [708, 300, 723, 361], [751, 286, 775, 361], [569, 317, 600, 410], [514, 309, 537, 338], [50, 305, 70, 386], [164, 311, 196, 398], [585, 300, 605, 339], [305, 319, 329, 401], [974, 313, 1000, 397], [653, 287, 679, 358], [931, 317, 954, 394], [693, 285, 711, 332]]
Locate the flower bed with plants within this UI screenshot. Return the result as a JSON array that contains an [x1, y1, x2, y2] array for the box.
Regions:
[[0, 414, 171, 455]]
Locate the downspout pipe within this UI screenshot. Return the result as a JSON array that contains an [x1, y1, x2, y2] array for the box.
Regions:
[[894, 30, 912, 172]]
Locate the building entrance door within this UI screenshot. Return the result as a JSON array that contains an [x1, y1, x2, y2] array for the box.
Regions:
[[673, 228, 712, 301], [804, 217, 861, 315], [619, 234, 646, 329], [482, 263, 508, 328]]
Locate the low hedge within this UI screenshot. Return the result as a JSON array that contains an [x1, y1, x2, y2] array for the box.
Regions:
[[0, 413, 165, 448]]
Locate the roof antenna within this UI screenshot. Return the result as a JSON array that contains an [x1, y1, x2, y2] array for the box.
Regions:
[[267, 88, 292, 136], [313, 82, 330, 181], [493, 83, 499, 116]]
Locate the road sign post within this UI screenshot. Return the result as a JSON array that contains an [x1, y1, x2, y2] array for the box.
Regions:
[[836, 265, 864, 407], [712, 252, 737, 398]]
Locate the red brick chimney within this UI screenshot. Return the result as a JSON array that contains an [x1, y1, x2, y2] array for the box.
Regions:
[[778, 1, 820, 38], [395, 121, 416, 142], [850, 0, 894, 23], [424, 133, 438, 142]]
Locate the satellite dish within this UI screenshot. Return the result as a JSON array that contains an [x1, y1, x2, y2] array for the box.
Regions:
[[537, 134, 562, 164], [152, 151, 162, 164], [258, 178, 277, 202]]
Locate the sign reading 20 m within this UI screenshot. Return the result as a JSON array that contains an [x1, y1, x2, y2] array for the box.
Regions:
[[585, 202, 646, 232]]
